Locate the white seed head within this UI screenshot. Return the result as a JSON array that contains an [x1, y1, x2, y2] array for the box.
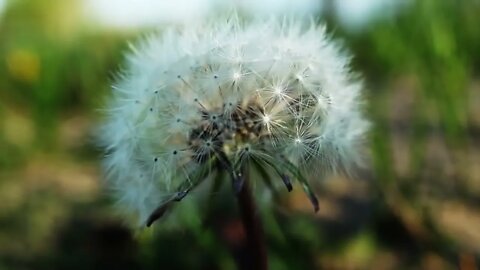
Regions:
[[98, 16, 369, 226]]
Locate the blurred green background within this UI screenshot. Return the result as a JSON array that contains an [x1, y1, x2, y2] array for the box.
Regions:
[[0, 0, 479, 269]]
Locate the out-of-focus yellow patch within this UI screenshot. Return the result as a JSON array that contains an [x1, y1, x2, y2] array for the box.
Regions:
[[342, 232, 377, 265], [0, 180, 24, 216], [3, 111, 34, 147], [6, 49, 40, 83]]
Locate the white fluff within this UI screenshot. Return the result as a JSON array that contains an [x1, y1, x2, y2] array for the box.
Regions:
[[98, 16, 369, 226]]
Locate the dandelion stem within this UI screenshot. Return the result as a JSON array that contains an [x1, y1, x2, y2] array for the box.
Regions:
[[236, 166, 268, 270]]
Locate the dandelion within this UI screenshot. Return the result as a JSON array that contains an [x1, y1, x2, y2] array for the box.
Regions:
[[98, 15, 368, 235]]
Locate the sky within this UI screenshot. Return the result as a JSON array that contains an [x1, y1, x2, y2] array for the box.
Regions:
[[0, 0, 5, 15], [83, 0, 215, 28], [83, 0, 404, 30], [0, 0, 403, 29], [335, 0, 404, 30]]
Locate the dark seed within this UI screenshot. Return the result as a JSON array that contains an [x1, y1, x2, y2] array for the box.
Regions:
[[146, 203, 171, 227], [174, 190, 189, 201], [233, 174, 245, 194], [307, 192, 320, 213], [281, 174, 293, 192]]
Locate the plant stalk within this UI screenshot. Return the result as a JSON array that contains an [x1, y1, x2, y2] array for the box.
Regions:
[[236, 168, 268, 270]]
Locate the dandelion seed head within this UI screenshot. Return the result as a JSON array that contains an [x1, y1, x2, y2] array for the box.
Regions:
[[262, 114, 271, 124], [232, 71, 242, 80], [98, 15, 369, 226]]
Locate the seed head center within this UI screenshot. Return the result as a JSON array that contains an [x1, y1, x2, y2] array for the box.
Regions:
[[188, 101, 265, 163]]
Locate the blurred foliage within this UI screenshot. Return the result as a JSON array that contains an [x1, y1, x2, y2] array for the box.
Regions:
[[349, 0, 480, 202], [351, 0, 478, 144], [0, 0, 479, 269], [0, 0, 128, 155]]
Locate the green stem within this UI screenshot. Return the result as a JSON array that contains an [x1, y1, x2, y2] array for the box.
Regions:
[[236, 168, 268, 270]]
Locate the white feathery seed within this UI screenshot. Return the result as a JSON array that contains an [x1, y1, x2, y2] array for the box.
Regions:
[[98, 16, 369, 226]]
